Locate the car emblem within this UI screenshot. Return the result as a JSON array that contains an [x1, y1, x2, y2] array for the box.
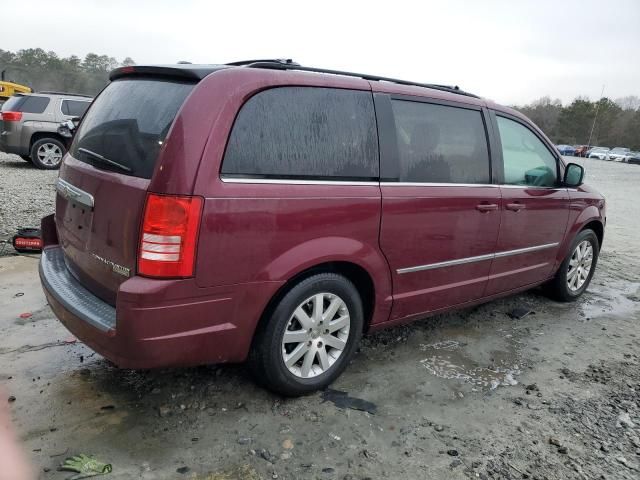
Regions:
[[91, 253, 131, 277]]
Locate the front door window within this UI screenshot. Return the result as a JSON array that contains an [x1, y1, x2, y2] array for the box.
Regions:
[[496, 116, 557, 187]]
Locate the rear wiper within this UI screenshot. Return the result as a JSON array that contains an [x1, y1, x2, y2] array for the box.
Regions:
[[78, 148, 132, 173]]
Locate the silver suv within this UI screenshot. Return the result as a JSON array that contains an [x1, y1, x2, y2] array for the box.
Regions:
[[0, 92, 92, 169]]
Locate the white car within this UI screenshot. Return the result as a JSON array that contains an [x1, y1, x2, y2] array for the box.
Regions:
[[588, 148, 610, 160], [607, 147, 631, 162]]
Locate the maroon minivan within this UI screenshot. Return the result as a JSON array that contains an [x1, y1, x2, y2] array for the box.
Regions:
[[39, 60, 606, 395]]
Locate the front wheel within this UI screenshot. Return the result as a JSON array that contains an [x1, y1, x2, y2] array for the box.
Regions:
[[248, 273, 364, 396], [546, 229, 599, 302]]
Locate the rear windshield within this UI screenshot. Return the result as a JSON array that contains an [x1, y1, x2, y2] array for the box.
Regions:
[[70, 78, 195, 178], [1, 95, 50, 113]]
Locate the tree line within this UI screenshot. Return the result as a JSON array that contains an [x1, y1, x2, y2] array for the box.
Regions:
[[513, 96, 640, 150], [1, 48, 639, 149], [0, 48, 135, 97]]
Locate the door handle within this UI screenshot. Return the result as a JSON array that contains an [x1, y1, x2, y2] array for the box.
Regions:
[[506, 202, 525, 212], [476, 203, 498, 212]]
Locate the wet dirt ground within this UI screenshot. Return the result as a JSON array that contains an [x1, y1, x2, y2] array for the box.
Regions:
[[1, 157, 639, 480]]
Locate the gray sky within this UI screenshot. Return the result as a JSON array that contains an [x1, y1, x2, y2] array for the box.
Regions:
[[3, 0, 639, 105]]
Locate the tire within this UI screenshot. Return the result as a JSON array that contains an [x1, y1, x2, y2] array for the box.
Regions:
[[19, 155, 32, 162], [546, 229, 599, 302], [30, 138, 65, 169], [248, 273, 364, 396]]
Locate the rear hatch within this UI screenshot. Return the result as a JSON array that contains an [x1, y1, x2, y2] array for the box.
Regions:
[[56, 76, 196, 305]]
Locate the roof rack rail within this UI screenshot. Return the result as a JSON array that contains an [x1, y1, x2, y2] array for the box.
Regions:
[[226, 58, 300, 67], [37, 91, 93, 98], [227, 59, 479, 98]]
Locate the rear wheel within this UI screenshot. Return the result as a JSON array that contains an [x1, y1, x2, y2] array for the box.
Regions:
[[30, 138, 65, 169], [248, 273, 363, 396], [546, 229, 599, 302]]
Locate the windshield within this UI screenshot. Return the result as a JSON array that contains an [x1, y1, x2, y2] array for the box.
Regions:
[[70, 77, 195, 179]]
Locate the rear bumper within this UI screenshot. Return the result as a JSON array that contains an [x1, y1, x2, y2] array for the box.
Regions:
[[0, 131, 28, 156], [40, 245, 283, 369]]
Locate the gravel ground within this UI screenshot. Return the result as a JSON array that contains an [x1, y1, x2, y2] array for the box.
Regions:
[[0, 152, 57, 254]]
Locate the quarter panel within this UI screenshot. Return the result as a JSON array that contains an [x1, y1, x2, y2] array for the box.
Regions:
[[195, 182, 392, 326]]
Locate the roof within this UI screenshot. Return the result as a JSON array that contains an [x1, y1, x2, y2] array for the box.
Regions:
[[109, 60, 479, 99]]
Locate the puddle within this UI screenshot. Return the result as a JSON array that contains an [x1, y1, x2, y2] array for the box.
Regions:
[[581, 280, 640, 319], [419, 337, 521, 390]]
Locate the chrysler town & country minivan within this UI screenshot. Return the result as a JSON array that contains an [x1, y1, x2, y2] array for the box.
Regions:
[[39, 60, 605, 395]]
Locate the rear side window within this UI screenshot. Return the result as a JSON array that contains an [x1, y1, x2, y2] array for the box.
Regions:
[[62, 100, 90, 117], [222, 87, 379, 180], [391, 100, 490, 184], [70, 78, 194, 179], [3, 95, 50, 114]]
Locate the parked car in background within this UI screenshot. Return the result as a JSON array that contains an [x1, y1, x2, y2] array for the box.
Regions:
[[625, 152, 640, 165], [556, 144, 576, 156], [574, 145, 589, 157], [39, 61, 605, 396], [0, 91, 92, 169], [587, 147, 610, 160], [607, 147, 631, 162]]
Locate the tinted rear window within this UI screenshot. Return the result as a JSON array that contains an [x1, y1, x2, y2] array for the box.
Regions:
[[62, 99, 91, 117], [222, 87, 379, 180], [70, 78, 194, 178], [1, 95, 24, 111], [1, 95, 50, 114]]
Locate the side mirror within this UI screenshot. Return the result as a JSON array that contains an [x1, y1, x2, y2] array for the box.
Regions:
[[564, 163, 584, 187]]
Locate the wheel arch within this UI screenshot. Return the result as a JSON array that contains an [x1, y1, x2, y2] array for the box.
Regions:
[[581, 219, 604, 250], [29, 131, 66, 150], [555, 206, 605, 268], [256, 261, 378, 341]]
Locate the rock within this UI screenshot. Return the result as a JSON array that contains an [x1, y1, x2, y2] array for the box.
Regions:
[[549, 437, 562, 447], [282, 439, 294, 450], [322, 467, 335, 474], [450, 459, 462, 468], [616, 412, 635, 428], [260, 449, 276, 463], [158, 405, 171, 417], [7, 395, 16, 403], [447, 449, 459, 456], [434, 425, 444, 432], [558, 446, 568, 454], [525, 384, 539, 391], [238, 437, 253, 445], [176, 466, 190, 474]]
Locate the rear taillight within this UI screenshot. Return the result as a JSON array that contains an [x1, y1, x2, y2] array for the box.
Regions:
[[138, 194, 203, 278], [1, 111, 23, 122]]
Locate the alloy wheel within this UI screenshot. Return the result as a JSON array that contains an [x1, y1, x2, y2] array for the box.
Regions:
[[281, 292, 351, 378], [37, 142, 63, 166], [567, 240, 593, 292]]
